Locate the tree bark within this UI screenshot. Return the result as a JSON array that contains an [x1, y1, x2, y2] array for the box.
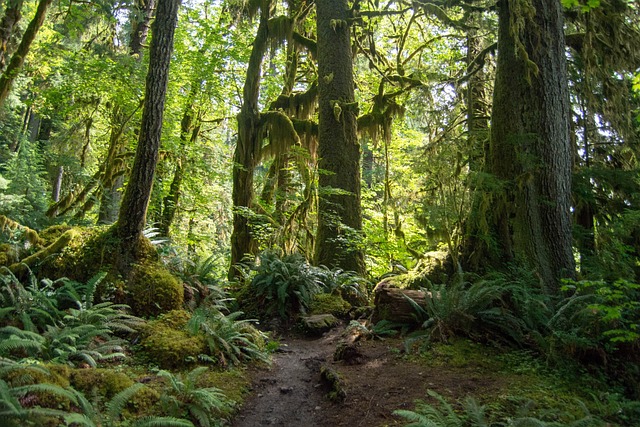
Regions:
[[129, 0, 156, 57], [159, 105, 200, 236], [115, 0, 180, 246], [0, 0, 52, 109], [314, 0, 365, 274], [487, 0, 576, 291], [228, 2, 270, 279], [0, 0, 24, 72]]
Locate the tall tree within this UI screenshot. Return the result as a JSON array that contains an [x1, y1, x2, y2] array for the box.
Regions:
[[314, 0, 365, 274], [115, 0, 180, 251], [484, 0, 575, 291], [0, 0, 24, 71], [228, 0, 271, 279], [0, 0, 53, 109]]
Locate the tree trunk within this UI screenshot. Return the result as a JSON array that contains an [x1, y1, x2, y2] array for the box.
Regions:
[[115, 0, 180, 248], [314, 0, 365, 274], [159, 108, 200, 237], [0, 0, 24, 72], [228, 3, 270, 279], [460, 21, 491, 272], [0, 0, 52, 109], [129, 0, 156, 57], [488, 0, 576, 291]]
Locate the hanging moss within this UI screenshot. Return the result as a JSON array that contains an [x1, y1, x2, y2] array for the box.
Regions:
[[127, 262, 184, 317], [259, 111, 301, 161]]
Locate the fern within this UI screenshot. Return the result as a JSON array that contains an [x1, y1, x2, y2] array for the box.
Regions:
[[158, 367, 232, 427], [187, 306, 269, 366], [248, 250, 327, 318], [394, 390, 465, 426]]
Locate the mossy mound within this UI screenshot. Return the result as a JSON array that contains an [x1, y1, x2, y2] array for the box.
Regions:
[[128, 262, 184, 317], [0, 363, 72, 411], [139, 310, 207, 368], [69, 368, 160, 418], [310, 293, 351, 318], [69, 368, 134, 399]]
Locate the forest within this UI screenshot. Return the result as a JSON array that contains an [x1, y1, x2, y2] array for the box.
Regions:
[[0, 0, 639, 424]]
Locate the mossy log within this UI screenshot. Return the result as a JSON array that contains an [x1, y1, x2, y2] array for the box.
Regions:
[[320, 364, 346, 403], [0, 214, 42, 246], [9, 229, 79, 278], [371, 282, 430, 324]]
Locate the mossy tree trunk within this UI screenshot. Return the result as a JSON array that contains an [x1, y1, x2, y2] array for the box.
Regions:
[[0, 0, 24, 72], [478, 0, 576, 292], [129, 0, 156, 57], [159, 86, 200, 237], [0, 0, 52, 109], [314, 0, 365, 275], [115, 0, 180, 253], [228, 1, 271, 279], [460, 18, 492, 272]]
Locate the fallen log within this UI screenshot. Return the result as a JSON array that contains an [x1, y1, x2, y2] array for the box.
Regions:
[[371, 281, 430, 325]]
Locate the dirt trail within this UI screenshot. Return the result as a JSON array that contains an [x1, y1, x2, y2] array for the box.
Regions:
[[231, 326, 501, 427], [231, 332, 339, 427]]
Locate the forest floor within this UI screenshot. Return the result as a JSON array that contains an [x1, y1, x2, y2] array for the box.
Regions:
[[230, 323, 517, 427]]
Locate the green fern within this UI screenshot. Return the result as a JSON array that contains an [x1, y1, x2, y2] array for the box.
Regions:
[[394, 390, 466, 426], [158, 367, 232, 427], [65, 382, 196, 427], [249, 250, 327, 318], [0, 267, 61, 331], [187, 306, 269, 366]]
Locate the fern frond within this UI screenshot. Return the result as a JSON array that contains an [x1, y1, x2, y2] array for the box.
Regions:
[[106, 382, 145, 420], [132, 416, 195, 427]]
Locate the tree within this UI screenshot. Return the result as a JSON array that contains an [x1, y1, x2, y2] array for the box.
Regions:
[[115, 0, 180, 252], [228, 0, 271, 279], [314, 0, 365, 274], [0, 0, 24, 71], [0, 0, 53, 109], [481, 0, 576, 291]]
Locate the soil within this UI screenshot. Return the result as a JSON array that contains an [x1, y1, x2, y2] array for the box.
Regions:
[[231, 323, 505, 427]]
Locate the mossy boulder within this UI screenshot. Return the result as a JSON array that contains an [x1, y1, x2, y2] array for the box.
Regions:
[[310, 293, 351, 318], [300, 314, 340, 335], [128, 262, 184, 317], [139, 310, 207, 368]]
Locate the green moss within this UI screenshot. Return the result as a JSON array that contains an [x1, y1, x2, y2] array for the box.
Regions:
[[1, 363, 72, 411], [139, 310, 207, 369], [69, 368, 134, 400], [196, 368, 251, 414], [0, 243, 18, 266], [128, 262, 184, 317], [38, 224, 73, 246], [309, 293, 351, 317]]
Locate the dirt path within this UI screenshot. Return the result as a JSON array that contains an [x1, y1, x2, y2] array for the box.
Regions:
[[231, 326, 502, 427], [231, 332, 339, 427]]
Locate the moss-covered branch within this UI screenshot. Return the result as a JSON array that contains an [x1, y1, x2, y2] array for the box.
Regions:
[[9, 229, 79, 278]]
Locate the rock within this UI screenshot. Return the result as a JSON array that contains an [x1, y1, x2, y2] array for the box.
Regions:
[[300, 314, 340, 335]]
